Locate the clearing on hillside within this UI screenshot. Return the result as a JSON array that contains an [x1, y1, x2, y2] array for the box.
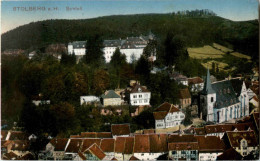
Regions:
[[212, 43, 233, 53], [230, 52, 251, 60], [201, 60, 229, 71], [188, 45, 225, 59]]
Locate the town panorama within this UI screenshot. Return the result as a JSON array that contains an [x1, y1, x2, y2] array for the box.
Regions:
[[1, 3, 259, 161]]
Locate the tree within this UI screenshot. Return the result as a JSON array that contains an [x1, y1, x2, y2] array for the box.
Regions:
[[60, 53, 76, 66], [143, 39, 157, 59], [135, 55, 150, 77], [85, 34, 105, 66], [183, 106, 192, 126], [110, 48, 126, 68], [93, 69, 110, 95]]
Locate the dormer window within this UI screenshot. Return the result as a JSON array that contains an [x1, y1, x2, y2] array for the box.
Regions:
[[138, 88, 142, 92]]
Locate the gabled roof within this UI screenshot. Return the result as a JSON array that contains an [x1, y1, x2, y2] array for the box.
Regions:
[[80, 132, 112, 138], [153, 111, 168, 120], [65, 139, 83, 153], [77, 152, 87, 160], [86, 143, 106, 160], [230, 79, 243, 96], [124, 137, 134, 154], [114, 136, 134, 154], [168, 142, 199, 151], [9, 131, 29, 140], [216, 148, 242, 160], [133, 135, 150, 153], [168, 134, 198, 143], [195, 136, 226, 152], [130, 84, 150, 93], [129, 155, 140, 160], [226, 131, 258, 147], [149, 134, 168, 153], [153, 102, 180, 120], [1, 130, 8, 140], [194, 127, 206, 135], [179, 88, 191, 99], [2, 152, 18, 160], [212, 80, 239, 109], [114, 137, 126, 153], [101, 90, 121, 99], [205, 124, 233, 134], [69, 41, 86, 49], [111, 124, 130, 136], [11, 140, 30, 151], [49, 138, 69, 151], [81, 138, 101, 152], [188, 77, 204, 85], [100, 138, 115, 152], [253, 112, 259, 129]]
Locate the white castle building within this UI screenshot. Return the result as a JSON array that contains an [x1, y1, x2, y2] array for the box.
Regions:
[[67, 32, 156, 63], [199, 69, 249, 123]]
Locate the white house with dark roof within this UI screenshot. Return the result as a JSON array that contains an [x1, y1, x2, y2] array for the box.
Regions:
[[68, 41, 86, 56], [80, 96, 100, 105], [128, 84, 151, 106], [199, 69, 249, 123], [153, 102, 185, 129]]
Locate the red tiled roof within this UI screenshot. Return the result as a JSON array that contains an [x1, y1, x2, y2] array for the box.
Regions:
[[153, 111, 168, 120], [179, 88, 191, 99], [130, 84, 150, 93], [70, 135, 81, 138], [168, 134, 198, 143], [133, 135, 150, 153], [168, 142, 199, 150], [169, 105, 180, 113], [195, 136, 225, 152], [87, 143, 106, 160], [252, 95, 259, 102], [65, 139, 83, 153], [2, 152, 18, 160], [111, 124, 130, 136], [9, 131, 29, 140], [1, 130, 8, 140], [217, 148, 242, 160], [143, 129, 155, 134], [11, 140, 29, 151], [194, 127, 206, 135], [129, 155, 140, 160], [155, 102, 172, 112], [111, 157, 118, 160], [100, 138, 115, 152], [114, 137, 125, 153], [80, 132, 112, 138], [205, 124, 233, 134], [1, 140, 13, 148], [124, 137, 134, 154], [188, 77, 204, 85], [49, 138, 69, 151], [226, 131, 258, 147], [81, 138, 101, 152], [149, 134, 168, 153], [78, 152, 86, 160]]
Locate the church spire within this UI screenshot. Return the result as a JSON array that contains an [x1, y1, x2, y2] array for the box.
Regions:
[[202, 68, 215, 94]]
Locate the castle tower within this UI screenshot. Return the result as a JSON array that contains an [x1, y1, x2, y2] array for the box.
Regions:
[[199, 69, 216, 122]]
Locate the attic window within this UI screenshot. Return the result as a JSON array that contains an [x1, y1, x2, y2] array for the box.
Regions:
[[138, 88, 142, 92]]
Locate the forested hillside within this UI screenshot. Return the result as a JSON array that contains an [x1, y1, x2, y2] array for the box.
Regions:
[[2, 13, 258, 60]]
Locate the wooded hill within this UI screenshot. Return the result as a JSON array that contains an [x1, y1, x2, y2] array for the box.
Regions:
[[1, 12, 259, 60]]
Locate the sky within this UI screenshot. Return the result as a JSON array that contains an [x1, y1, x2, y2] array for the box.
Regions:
[[1, 0, 258, 34]]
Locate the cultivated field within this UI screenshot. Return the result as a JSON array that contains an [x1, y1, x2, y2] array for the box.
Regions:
[[212, 43, 233, 53], [201, 60, 229, 71], [188, 45, 225, 59], [231, 52, 251, 60]]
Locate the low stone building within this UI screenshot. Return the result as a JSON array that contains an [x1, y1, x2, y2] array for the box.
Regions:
[[101, 90, 122, 107]]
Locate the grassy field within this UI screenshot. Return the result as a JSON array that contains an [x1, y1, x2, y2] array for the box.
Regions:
[[201, 60, 229, 71], [230, 52, 251, 60], [212, 43, 233, 53], [188, 45, 225, 59]]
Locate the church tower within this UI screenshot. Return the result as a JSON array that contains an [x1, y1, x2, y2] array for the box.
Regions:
[[199, 69, 216, 122]]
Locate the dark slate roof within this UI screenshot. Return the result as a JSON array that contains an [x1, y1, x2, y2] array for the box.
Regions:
[[69, 41, 87, 49], [212, 80, 239, 109], [130, 84, 150, 93], [230, 79, 243, 97], [103, 40, 122, 47], [101, 90, 121, 99], [201, 69, 215, 94]]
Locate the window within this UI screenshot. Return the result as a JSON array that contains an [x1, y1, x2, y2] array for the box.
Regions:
[[175, 116, 178, 118], [134, 101, 137, 104], [243, 152, 247, 155], [139, 100, 142, 103], [172, 151, 176, 155], [139, 95, 142, 98], [211, 97, 214, 102], [144, 100, 148, 103], [133, 95, 137, 98]]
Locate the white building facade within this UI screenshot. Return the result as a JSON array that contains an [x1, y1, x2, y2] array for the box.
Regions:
[[129, 84, 151, 106]]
